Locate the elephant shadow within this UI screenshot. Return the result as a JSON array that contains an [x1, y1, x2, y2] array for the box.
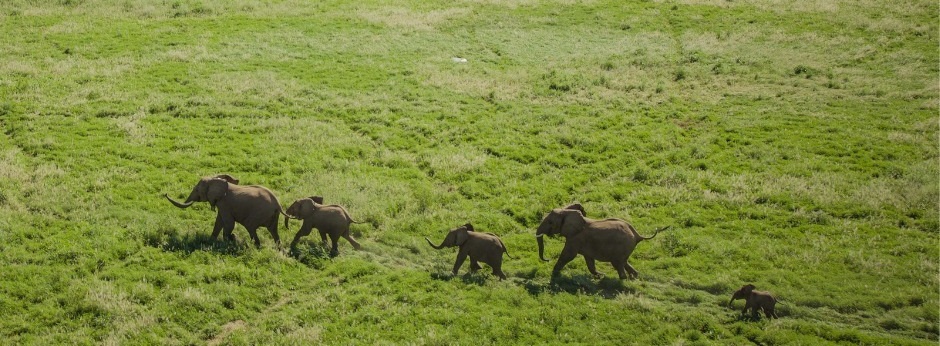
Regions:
[[287, 243, 332, 268], [522, 274, 637, 299], [427, 269, 637, 297], [429, 271, 491, 286], [733, 311, 780, 322], [734, 313, 763, 322], [144, 227, 249, 256]]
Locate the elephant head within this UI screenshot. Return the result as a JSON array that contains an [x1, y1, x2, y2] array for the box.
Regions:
[[282, 196, 323, 227], [535, 208, 587, 261], [165, 174, 237, 210], [285, 197, 319, 219], [426, 223, 474, 249], [729, 284, 756, 306]]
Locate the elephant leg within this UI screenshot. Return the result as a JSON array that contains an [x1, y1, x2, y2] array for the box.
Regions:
[[221, 218, 236, 242], [551, 246, 578, 277], [328, 232, 340, 257], [491, 258, 506, 280], [763, 306, 774, 319], [289, 226, 313, 249], [265, 224, 280, 248], [584, 256, 600, 277], [746, 303, 759, 319], [609, 256, 635, 280], [624, 262, 640, 279], [609, 259, 628, 280], [493, 269, 507, 280], [452, 249, 469, 275], [210, 215, 224, 240], [319, 229, 328, 247], [245, 226, 261, 248], [342, 229, 362, 250], [469, 259, 482, 272]]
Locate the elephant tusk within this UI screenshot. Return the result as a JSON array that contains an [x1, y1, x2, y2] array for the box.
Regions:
[[535, 234, 544, 238]]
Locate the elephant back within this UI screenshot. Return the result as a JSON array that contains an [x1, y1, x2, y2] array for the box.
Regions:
[[226, 185, 280, 214], [310, 205, 352, 226], [470, 232, 503, 246]]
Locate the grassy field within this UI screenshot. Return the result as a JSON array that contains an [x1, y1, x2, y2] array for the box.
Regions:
[[0, 0, 937, 344]]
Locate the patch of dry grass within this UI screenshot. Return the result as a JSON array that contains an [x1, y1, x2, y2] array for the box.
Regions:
[[358, 6, 470, 30]]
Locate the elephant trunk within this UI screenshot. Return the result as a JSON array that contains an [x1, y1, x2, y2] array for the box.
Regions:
[[165, 194, 195, 209], [728, 298, 735, 307], [425, 237, 447, 250], [536, 234, 550, 262]]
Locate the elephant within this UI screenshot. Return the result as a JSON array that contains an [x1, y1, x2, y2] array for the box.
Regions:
[[425, 223, 513, 280], [284, 197, 362, 256], [164, 174, 289, 248], [729, 284, 779, 319], [535, 208, 670, 280]]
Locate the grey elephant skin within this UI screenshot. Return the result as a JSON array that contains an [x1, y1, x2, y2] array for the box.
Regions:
[[426, 223, 513, 280], [536, 208, 669, 280], [285, 197, 362, 257], [165, 174, 289, 248], [730, 284, 779, 319]]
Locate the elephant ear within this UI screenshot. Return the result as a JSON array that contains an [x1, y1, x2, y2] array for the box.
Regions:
[[464, 223, 474, 232], [213, 174, 239, 185], [301, 199, 317, 217], [564, 203, 586, 217], [309, 196, 324, 205], [455, 227, 470, 246], [206, 179, 229, 209], [559, 209, 586, 237]]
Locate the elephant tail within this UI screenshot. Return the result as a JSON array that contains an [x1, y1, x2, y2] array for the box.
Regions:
[[497, 238, 514, 259], [334, 205, 365, 224], [635, 225, 671, 241], [278, 208, 294, 229]]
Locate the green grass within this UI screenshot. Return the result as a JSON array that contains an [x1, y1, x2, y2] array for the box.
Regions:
[[0, 0, 937, 344]]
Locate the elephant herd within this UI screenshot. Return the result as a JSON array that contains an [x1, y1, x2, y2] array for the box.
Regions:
[[165, 174, 778, 319]]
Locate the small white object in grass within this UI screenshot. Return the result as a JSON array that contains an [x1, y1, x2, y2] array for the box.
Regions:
[[451, 57, 468, 63]]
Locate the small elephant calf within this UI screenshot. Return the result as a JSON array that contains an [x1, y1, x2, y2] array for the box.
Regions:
[[426, 223, 513, 280], [729, 284, 779, 319], [285, 197, 362, 257]]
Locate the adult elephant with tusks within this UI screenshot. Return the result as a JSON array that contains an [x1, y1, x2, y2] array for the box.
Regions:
[[164, 174, 291, 248], [535, 206, 670, 280]]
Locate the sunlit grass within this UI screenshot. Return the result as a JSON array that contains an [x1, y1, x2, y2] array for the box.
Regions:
[[0, 0, 936, 344]]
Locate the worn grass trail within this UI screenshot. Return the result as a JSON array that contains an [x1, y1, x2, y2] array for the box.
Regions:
[[0, 0, 937, 344]]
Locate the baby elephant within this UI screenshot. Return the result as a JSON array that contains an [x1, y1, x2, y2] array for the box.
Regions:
[[729, 284, 779, 319], [426, 223, 513, 280], [285, 197, 362, 257]]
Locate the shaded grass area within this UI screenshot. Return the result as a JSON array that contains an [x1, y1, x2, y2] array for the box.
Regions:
[[0, 0, 937, 344]]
